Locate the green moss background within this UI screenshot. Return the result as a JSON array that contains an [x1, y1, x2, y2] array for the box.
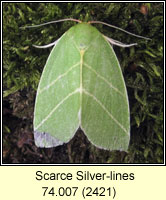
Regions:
[[3, 2, 163, 163]]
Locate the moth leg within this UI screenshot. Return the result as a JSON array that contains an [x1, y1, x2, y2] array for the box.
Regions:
[[33, 38, 60, 49], [104, 35, 137, 48]]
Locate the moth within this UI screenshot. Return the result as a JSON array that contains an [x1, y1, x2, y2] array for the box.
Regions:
[[22, 19, 150, 150]]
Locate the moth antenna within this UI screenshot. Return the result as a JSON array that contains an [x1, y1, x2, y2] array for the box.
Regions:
[[20, 18, 81, 29], [89, 20, 151, 40]]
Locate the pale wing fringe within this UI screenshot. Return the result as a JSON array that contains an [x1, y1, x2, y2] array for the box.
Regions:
[[89, 20, 151, 40], [20, 18, 81, 29], [33, 39, 60, 49], [104, 35, 137, 48]]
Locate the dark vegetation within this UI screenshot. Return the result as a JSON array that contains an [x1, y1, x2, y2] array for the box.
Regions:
[[3, 3, 163, 163]]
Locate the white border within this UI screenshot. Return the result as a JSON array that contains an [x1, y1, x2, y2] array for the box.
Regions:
[[1, 0, 165, 166]]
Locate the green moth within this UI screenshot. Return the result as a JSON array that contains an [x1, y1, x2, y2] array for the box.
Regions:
[[31, 19, 149, 151]]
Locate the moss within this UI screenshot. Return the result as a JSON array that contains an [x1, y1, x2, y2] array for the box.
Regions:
[[3, 2, 163, 163]]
